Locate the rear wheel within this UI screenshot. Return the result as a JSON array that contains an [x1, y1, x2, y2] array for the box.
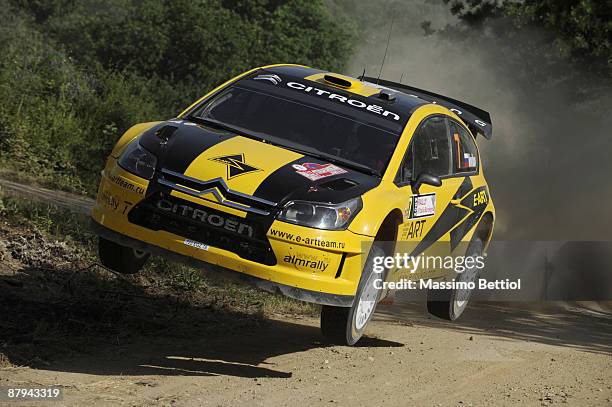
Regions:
[[98, 237, 150, 275], [321, 245, 387, 345], [427, 239, 483, 321]]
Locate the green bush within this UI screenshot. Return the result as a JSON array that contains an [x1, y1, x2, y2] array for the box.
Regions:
[[0, 0, 355, 193]]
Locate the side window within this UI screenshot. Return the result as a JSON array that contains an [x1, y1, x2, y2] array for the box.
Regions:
[[397, 116, 451, 184], [396, 143, 414, 184], [449, 121, 479, 173]]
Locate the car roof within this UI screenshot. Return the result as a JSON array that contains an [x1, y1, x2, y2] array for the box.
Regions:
[[265, 65, 429, 117]]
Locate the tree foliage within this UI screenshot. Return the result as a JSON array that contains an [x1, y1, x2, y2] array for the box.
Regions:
[[0, 0, 354, 192], [443, 0, 612, 78]]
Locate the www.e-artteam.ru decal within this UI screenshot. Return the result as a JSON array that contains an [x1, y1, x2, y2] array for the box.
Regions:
[[292, 162, 347, 181]]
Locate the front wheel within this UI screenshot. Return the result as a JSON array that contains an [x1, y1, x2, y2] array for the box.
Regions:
[[321, 245, 386, 345], [98, 237, 150, 274]]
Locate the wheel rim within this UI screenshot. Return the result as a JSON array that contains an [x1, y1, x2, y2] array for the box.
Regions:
[[355, 271, 379, 330], [453, 252, 480, 313]]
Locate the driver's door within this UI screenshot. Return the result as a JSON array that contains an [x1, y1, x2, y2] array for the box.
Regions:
[[391, 115, 463, 281]]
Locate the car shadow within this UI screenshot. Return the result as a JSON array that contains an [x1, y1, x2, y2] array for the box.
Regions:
[[0, 264, 403, 379], [376, 294, 612, 355]]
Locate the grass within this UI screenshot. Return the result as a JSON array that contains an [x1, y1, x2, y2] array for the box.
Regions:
[[0, 187, 316, 317], [0, 187, 97, 251]]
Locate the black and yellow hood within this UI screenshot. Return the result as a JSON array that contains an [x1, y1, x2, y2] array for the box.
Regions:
[[138, 120, 380, 208]]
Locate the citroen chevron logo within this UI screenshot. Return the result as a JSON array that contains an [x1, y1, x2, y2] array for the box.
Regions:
[[209, 154, 262, 179], [253, 74, 282, 85]]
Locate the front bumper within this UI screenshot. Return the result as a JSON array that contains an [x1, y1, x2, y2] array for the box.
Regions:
[[91, 161, 374, 306], [91, 220, 354, 306]]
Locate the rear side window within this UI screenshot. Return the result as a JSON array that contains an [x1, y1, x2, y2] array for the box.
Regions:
[[449, 120, 478, 173]]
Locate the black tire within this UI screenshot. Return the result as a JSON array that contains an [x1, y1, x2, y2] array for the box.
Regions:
[[98, 237, 150, 275], [321, 244, 387, 345], [427, 239, 483, 321]]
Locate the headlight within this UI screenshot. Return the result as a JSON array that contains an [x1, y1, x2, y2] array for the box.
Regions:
[[117, 140, 157, 179], [277, 197, 362, 230]]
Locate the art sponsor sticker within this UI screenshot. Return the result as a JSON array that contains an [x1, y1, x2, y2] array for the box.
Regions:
[[184, 239, 209, 251], [401, 219, 426, 239], [405, 193, 436, 219], [292, 162, 347, 181]]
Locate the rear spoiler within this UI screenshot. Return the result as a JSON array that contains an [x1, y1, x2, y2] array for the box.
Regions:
[[361, 77, 493, 139]]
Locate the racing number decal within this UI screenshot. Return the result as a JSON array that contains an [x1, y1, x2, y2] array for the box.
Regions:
[[122, 201, 133, 215]]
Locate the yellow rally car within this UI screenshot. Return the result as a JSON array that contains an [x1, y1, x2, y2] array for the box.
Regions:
[[91, 64, 495, 345]]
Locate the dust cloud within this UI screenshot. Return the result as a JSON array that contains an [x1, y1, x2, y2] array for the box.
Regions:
[[337, 0, 612, 240]]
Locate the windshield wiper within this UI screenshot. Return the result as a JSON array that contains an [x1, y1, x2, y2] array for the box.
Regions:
[[185, 116, 269, 142], [278, 142, 381, 177], [184, 116, 381, 177]]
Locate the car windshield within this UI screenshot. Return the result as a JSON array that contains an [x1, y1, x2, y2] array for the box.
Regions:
[[189, 73, 408, 175]]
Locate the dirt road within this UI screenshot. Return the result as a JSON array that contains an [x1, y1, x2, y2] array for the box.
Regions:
[[2, 301, 611, 406], [0, 178, 93, 214], [1, 181, 611, 406]]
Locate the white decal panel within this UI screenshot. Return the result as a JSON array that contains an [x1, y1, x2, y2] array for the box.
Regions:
[[292, 163, 348, 181], [405, 193, 436, 220], [184, 239, 209, 251]]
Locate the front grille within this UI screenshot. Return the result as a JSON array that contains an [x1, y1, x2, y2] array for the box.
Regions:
[[128, 193, 276, 265], [157, 168, 277, 215]]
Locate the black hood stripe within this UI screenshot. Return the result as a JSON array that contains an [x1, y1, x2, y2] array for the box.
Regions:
[[253, 156, 381, 206], [139, 120, 236, 174]]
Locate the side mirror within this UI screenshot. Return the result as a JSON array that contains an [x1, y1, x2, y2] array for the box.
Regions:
[[411, 173, 442, 194]]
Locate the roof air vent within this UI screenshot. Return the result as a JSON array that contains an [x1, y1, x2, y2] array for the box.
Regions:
[[378, 89, 397, 101], [323, 74, 353, 89]]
